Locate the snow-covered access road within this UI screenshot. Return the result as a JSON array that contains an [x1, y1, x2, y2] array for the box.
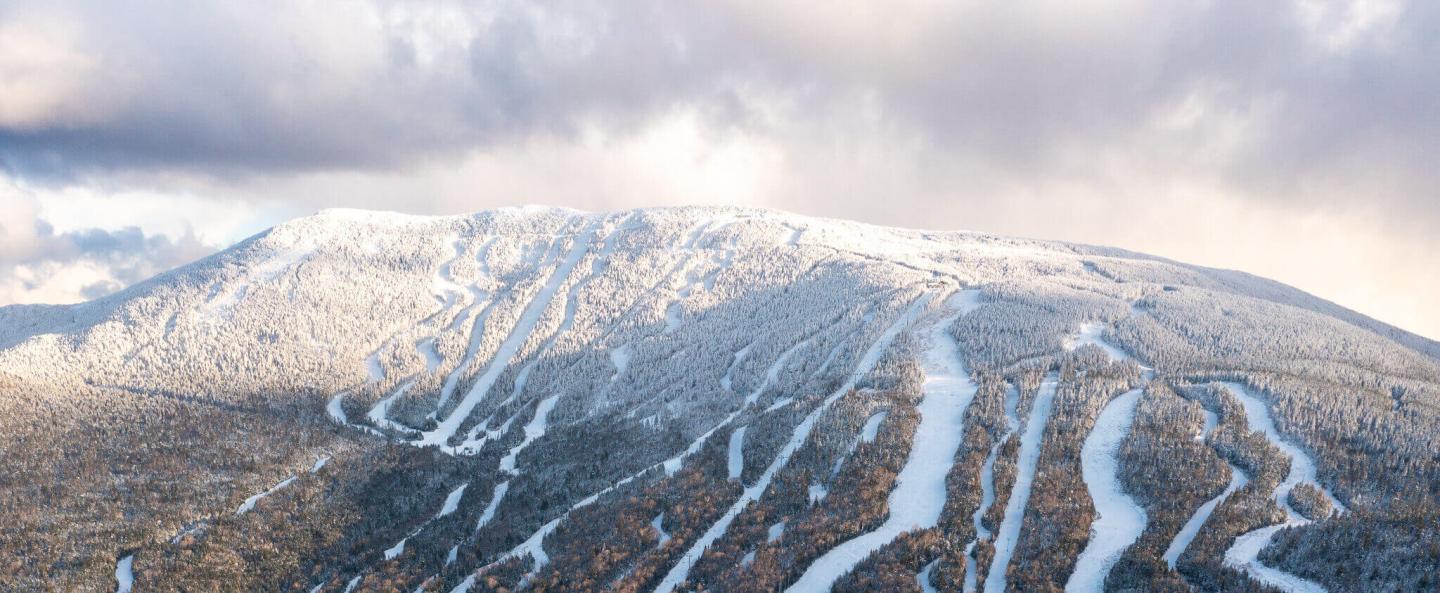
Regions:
[[784, 304, 978, 593], [1222, 382, 1345, 593]]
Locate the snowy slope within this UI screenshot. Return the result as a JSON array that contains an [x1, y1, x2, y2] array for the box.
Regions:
[[1, 205, 1435, 593]]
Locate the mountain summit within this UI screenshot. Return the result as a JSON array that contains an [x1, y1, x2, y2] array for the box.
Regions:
[[2, 206, 1435, 592]]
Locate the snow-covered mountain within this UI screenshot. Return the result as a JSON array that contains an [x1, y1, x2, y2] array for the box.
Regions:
[[1, 206, 1436, 593]]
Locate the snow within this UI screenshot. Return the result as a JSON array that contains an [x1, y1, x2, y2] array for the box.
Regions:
[[609, 344, 633, 380], [807, 482, 829, 505], [367, 379, 417, 433], [767, 521, 785, 543], [1065, 387, 1147, 593], [963, 384, 1020, 593], [1227, 525, 1329, 593], [327, 392, 348, 424], [1221, 381, 1346, 593], [721, 344, 752, 393], [417, 338, 443, 372], [859, 411, 886, 443], [785, 307, 979, 593], [235, 476, 297, 515], [309, 581, 326, 593], [983, 374, 1059, 593], [1065, 323, 1135, 364], [650, 295, 930, 593], [499, 395, 560, 473], [446, 545, 459, 566], [384, 538, 408, 561], [727, 426, 747, 481], [365, 350, 386, 383], [449, 575, 475, 593], [115, 554, 134, 593], [1164, 466, 1247, 568], [1162, 404, 1246, 568], [310, 456, 329, 473], [436, 483, 468, 518], [344, 575, 362, 593], [652, 513, 671, 546], [917, 560, 940, 593], [204, 240, 314, 321], [420, 221, 598, 448], [475, 481, 509, 530]]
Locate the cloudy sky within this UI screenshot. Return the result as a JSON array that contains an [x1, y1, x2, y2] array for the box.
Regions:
[[1, 0, 1436, 339]]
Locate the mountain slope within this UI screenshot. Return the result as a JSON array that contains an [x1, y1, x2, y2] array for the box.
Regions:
[[1, 206, 1435, 593]]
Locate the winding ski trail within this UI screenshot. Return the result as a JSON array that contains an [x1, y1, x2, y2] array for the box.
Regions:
[[1066, 387, 1147, 593], [1065, 324, 1153, 593], [785, 303, 978, 593], [235, 476, 297, 515], [1221, 382, 1345, 593], [1162, 407, 1247, 568]]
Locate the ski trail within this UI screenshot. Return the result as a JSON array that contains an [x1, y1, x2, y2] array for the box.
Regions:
[[1162, 407, 1247, 568], [499, 395, 560, 473], [435, 291, 503, 412], [448, 217, 624, 454], [235, 476, 297, 515], [475, 481, 509, 530], [727, 426, 747, 480], [721, 344, 753, 393], [311, 456, 329, 473], [918, 560, 940, 593], [204, 239, 314, 321], [963, 384, 1020, 593], [419, 220, 598, 449], [438, 483, 469, 518], [449, 575, 475, 593], [367, 379, 418, 434], [1065, 323, 1153, 593], [859, 411, 886, 443], [785, 304, 978, 593], [478, 329, 824, 580], [417, 338, 443, 372], [652, 295, 931, 593], [1065, 388, 1147, 593], [115, 554, 134, 593], [1221, 382, 1345, 593], [983, 374, 1059, 593], [379, 481, 472, 565], [327, 393, 349, 424], [653, 513, 672, 546], [1164, 466, 1247, 568], [608, 344, 633, 382]]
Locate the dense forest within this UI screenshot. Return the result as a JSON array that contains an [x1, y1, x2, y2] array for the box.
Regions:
[[1, 206, 1435, 592]]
